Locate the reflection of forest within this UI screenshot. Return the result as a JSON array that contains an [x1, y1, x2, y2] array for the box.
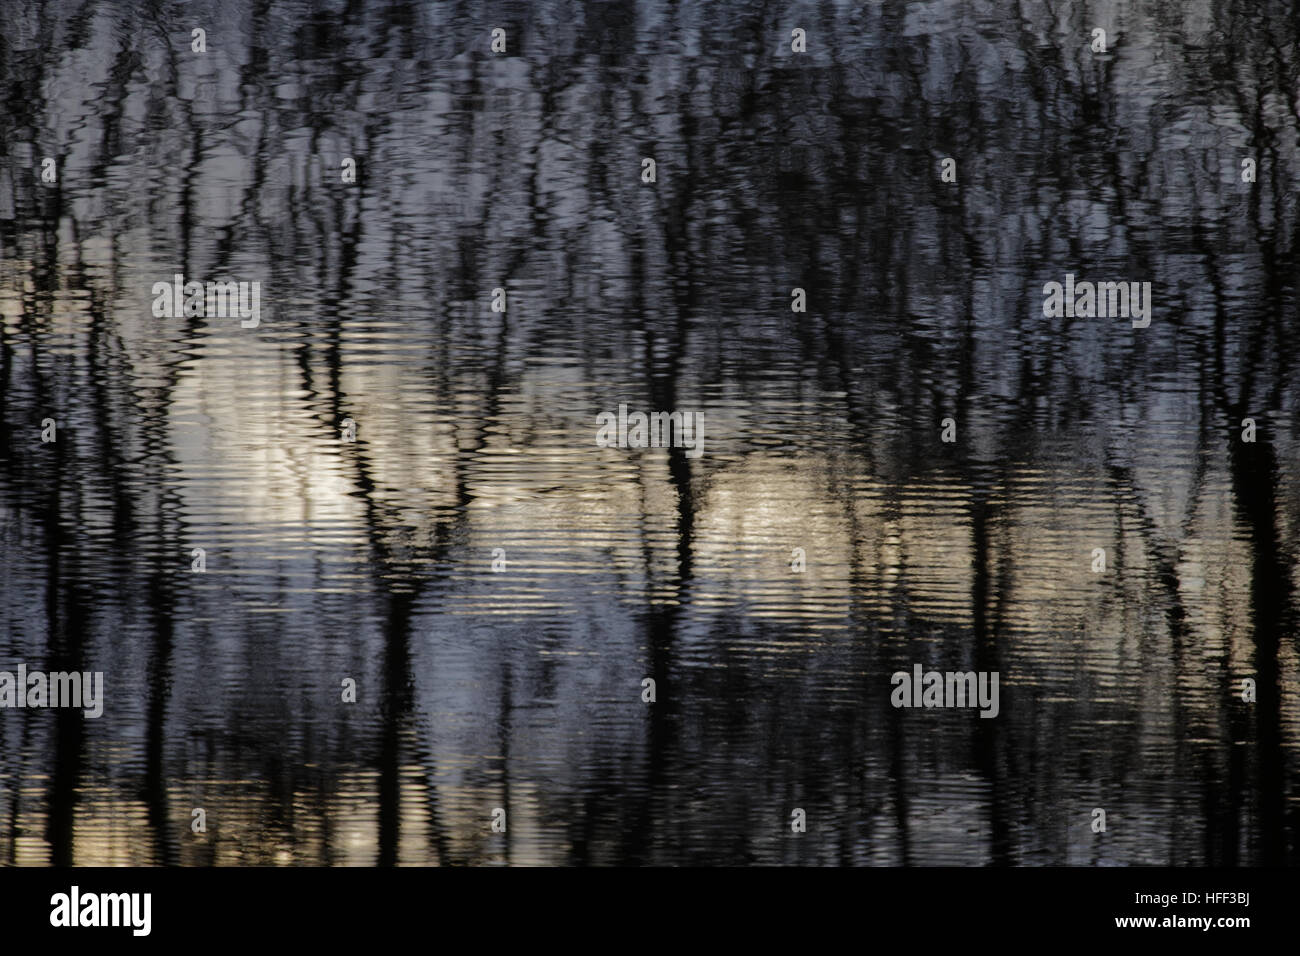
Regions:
[[0, 0, 1295, 865]]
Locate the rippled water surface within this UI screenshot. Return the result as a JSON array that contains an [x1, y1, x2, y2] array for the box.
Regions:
[[1, 0, 1298, 865]]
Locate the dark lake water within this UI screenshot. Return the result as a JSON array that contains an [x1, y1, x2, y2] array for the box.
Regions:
[[1, 0, 1298, 866]]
